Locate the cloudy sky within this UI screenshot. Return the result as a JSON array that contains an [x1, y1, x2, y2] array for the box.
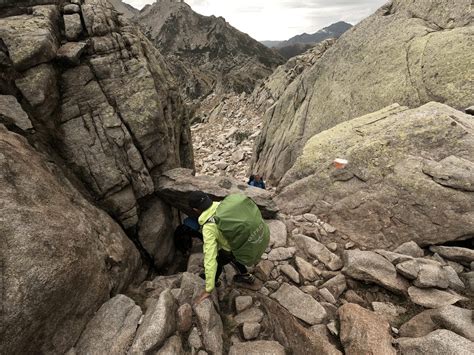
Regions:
[[124, 0, 388, 40]]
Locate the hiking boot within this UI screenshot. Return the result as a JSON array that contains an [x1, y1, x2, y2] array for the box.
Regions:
[[233, 273, 255, 284]]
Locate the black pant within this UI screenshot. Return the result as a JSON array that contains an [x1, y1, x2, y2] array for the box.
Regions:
[[215, 250, 247, 282]]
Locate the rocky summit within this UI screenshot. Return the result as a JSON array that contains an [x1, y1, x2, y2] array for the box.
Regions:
[[0, 0, 473, 354], [130, 0, 284, 101]]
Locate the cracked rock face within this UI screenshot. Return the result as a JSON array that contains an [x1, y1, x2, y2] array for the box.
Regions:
[[276, 103, 474, 249], [0, 125, 140, 354], [0, 1, 194, 352], [251, 0, 473, 185], [0, 0, 194, 230], [0, 5, 60, 71]]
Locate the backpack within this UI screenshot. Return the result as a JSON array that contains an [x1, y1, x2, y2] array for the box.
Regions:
[[207, 194, 270, 266]]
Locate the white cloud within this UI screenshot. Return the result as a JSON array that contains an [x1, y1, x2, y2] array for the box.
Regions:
[[123, 0, 388, 40]]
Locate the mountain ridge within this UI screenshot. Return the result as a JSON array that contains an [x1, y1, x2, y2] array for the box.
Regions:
[[261, 21, 353, 48], [109, 0, 284, 101]]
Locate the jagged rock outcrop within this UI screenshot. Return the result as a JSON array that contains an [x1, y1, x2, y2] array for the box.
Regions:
[[251, 39, 336, 113], [0, 1, 196, 351], [107, 0, 138, 19], [0, 0, 194, 267], [1, 0, 193, 222], [0, 125, 140, 354], [57, 212, 471, 354], [276, 103, 474, 249], [251, 0, 473, 184], [0, 94, 33, 130], [133, 0, 284, 100], [156, 168, 278, 218], [189, 40, 337, 183]]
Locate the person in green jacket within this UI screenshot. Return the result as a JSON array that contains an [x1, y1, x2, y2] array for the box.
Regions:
[[188, 191, 256, 304]]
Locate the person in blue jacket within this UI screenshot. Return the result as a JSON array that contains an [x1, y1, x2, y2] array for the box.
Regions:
[[248, 174, 266, 189]]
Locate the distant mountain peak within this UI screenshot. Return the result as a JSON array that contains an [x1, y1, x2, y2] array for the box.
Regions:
[[261, 20, 353, 59], [124, 0, 284, 100]]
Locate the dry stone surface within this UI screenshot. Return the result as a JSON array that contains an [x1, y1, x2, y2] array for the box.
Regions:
[[271, 283, 327, 325], [430, 246, 474, 264], [229, 340, 285, 355], [0, 126, 140, 354], [156, 336, 183, 355], [394, 241, 424, 258], [399, 309, 439, 338], [276, 103, 474, 249], [295, 234, 343, 270], [130, 290, 177, 353], [342, 250, 409, 295], [338, 303, 396, 355], [396, 329, 474, 355], [0, 95, 32, 130], [194, 299, 224, 355], [253, 0, 473, 185], [267, 219, 288, 248], [0, 5, 60, 70], [74, 295, 142, 355], [407, 286, 468, 308], [235, 296, 253, 313], [431, 305, 474, 341], [234, 308, 264, 325], [156, 168, 278, 219]]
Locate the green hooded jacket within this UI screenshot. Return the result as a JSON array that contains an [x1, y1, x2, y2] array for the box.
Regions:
[[198, 201, 231, 292]]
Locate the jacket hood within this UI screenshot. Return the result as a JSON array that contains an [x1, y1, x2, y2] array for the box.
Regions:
[[198, 201, 220, 225]]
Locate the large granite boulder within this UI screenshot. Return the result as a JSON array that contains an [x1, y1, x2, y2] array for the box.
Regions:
[[73, 295, 142, 354], [338, 303, 396, 355], [194, 298, 224, 355], [258, 295, 341, 355], [0, 126, 140, 354], [276, 103, 474, 249], [396, 329, 474, 355], [270, 283, 327, 325], [0, 0, 194, 230], [0, 95, 33, 131], [137, 197, 175, 269], [429, 246, 474, 265], [156, 168, 278, 218], [129, 289, 177, 354], [251, 0, 472, 184], [342, 250, 409, 295], [0, 5, 60, 70]]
